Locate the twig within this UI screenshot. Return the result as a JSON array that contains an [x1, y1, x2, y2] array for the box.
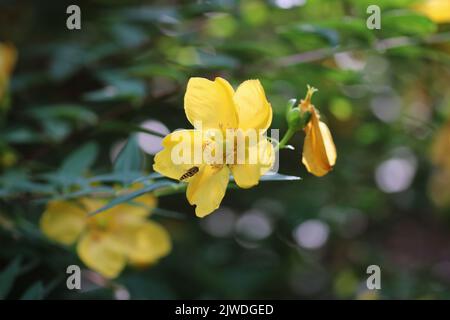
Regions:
[[278, 32, 450, 66]]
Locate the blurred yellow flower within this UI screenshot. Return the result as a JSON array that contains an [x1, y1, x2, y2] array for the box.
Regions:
[[431, 120, 450, 170], [429, 120, 450, 207], [40, 193, 171, 279], [428, 169, 450, 207], [0, 43, 17, 100], [414, 0, 450, 23], [153, 77, 274, 217], [300, 86, 336, 177]]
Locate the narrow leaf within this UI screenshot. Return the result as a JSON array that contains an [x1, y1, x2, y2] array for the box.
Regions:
[[259, 173, 302, 181], [59, 142, 99, 177], [20, 281, 45, 300], [89, 180, 175, 216], [113, 135, 143, 183], [0, 257, 23, 299]]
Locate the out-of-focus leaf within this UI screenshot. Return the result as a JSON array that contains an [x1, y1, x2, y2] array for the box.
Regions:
[[83, 72, 146, 104], [383, 10, 437, 36], [112, 23, 148, 48], [20, 281, 45, 300], [258, 173, 302, 181], [197, 51, 239, 69], [27, 105, 98, 126], [2, 127, 41, 144], [87, 172, 145, 184], [278, 24, 339, 50], [0, 257, 22, 299], [349, 0, 420, 12], [48, 186, 115, 201], [122, 6, 179, 23], [98, 121, 167, 137], [89, 180, 175, 216], [0, 171, 55, 195], [127, 64, 184, 81], [113, 135, 143, 183], [132, 172, 164, 184], [41, 119, 71, 142], [49, 45, 86, 81], [59, 142, 99, 177], [314, 17, 375, 44]]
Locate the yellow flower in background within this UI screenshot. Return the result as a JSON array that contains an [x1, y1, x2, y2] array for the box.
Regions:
[[431, 120, 450, 170], [0, 43, 17, 100], [429, 120, 450, 208], [153, 77, 274, 217], [300, 86, 336, 177], [414, 0, 450, 23], [40, 193, 171, 279]]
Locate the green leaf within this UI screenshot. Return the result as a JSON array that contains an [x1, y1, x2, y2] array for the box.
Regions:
[[258, 173, 301, 181], [89, 180, 175, 216], [383, 10, 437, 36], [98, 121, 166, 137], [20, 281, 45, 300], [47, 186, 115, 202], [127, 64, 184, 81], [27, 104, 98, 126], [59, 142, 99, 177], [132, 172, 164, 184], [2, 127, 41, 144], [83, 72, 146, 104], [41, 119, 71, 142], [113, 135, 143, 183], [87, 172, 145, 184], [0, 257, 23, 299], [0, 171, 55, 195]]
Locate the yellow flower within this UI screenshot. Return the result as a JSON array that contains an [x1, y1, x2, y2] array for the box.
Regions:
[[0, 43, 17, 100], [414, 0, 450, 23], [40, 192, 171, 279], [153, 77, 274, 217], [300, 86, 336, 177]]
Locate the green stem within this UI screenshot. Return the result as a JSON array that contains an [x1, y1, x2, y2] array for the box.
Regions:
[[275, 127, 297, 152], [154, 183, 187, 197]]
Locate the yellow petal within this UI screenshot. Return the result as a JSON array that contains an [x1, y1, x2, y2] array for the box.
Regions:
[[112, 221, 171, 266], [231, 136, 274, 188], [186, 165, 230, 217], [414, 0, 450, 23], [153, 129, 203, 181], [184, 77, 238, 130], [77, 230, 127, 279], [302, 109, 336, 177], [40, 200, 87, 245], [234, 80, 272, 131]]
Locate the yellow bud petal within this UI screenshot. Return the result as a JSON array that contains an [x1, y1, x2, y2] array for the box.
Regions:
[[302, 108, 336, 177]]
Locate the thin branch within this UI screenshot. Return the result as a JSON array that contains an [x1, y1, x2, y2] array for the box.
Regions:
[[277, 32, 450, 66]]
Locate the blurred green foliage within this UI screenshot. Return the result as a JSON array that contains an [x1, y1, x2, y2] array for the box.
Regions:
[[1, 0, 450, 299]]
